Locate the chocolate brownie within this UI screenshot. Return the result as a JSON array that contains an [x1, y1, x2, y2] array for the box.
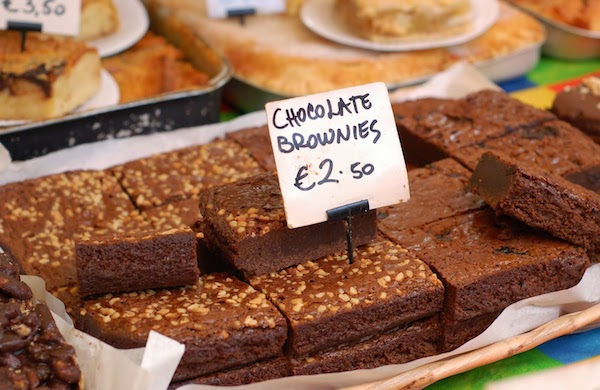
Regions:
[[470, 151, 600, 252], [392, 90, 555, 166], [395, 209, 590, 321], [142, 198, 202, 230], [552, 77, 600, 144], [0, 170, 152, 290], [171, 356, 290, 387], [452, 120, 600, 176], [199, 172, 378, 276], [76, 227, 199, 296], [290, 316, 440, 375], [76, 273, 287, 381], [248, 237, 444, 357], [226, 125, 277, 171], [112, 139, 264, 210], [377, 158, 485, 243], [0, 254, 82, 389], [441, 311, 500, 352]]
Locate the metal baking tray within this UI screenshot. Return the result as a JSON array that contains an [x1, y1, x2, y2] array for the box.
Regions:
[[507, 1, 600, 60], [0, 5, 232, 161]]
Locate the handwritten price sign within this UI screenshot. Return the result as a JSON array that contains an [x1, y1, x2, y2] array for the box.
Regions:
[[1, 0, 81, 36], [266, 82, 410, 228]]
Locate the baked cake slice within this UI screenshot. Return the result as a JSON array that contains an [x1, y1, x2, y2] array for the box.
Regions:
[[0, 31, 101, 120]]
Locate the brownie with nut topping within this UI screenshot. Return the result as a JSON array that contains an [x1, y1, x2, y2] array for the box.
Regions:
[[226, 125, 277, 171], [0, 253, 82, 389], [469, 151, 600, 253], [76, 226, 199, 296], [142, 198, 203, 231], [198, 172, 377, 276], [0, 170, 152, 290], [396, 209, 590, 321], [112, 139, 264, 210], [248, 237, 444, 357], [76, 273, 287, 381], [452, 120, 600, 176], [377, 158, 485, 243], [290, 315, 440, 375]]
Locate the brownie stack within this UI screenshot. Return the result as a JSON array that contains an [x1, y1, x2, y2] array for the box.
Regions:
[[0, 89, 596, 387]]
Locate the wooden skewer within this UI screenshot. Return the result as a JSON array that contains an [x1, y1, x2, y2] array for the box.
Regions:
[[342, 304, 600, 390]]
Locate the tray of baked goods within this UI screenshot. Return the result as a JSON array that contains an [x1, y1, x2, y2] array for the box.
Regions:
[[144, 0, 547, 112], [0, 66, 598, 389], [0, 0, 231, 161], [507, 0, 600, 59]]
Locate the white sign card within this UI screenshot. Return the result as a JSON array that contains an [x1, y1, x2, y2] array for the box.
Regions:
[[205, 0, 285, 18], [266, 82, 410, 229], [0, 0, 81, 36]]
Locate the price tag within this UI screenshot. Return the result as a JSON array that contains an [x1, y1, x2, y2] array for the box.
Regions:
[[0, 0, 81, 36], [266, 82, 410, 229], [205, 0, 285, 18]]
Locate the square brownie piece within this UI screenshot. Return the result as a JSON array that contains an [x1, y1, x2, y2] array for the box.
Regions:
[[396, 209, 590, 321], [0, 170, 152, 290], [198, 172, 378, 276], [470, 151, 600, 253], [289, 316, 440, 375], [392, 90, 555, 166], [377, 158, 485, 243], [226, 125, 277, 171], [453, 120, 600, 176], [171, 356, 290, 386], [76, 226, 199, 296], [112, 139, 264, 210], [248, 237, 444, 357], [76, 273, 287, 381]]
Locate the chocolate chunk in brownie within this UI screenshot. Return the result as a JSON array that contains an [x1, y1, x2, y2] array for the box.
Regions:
[[226, 125, 277, 171], [112, 139, 264, 210], [171, 356, 290, 387], [395, 209, 590, 321], [453, 120, 600, 176], [377, 158, 485, 243], [552, 77, 600, 144], [199, 172, 377, 276], [0, 170, 152, 290], [0, 252, 82, 389], [76, 227, 199, 296], [248, 237, 444, 357], [289, 316, 440, 375], [76, 273, 287, 381], [565, 165, 600, 195], [470, 151, 600, 253]]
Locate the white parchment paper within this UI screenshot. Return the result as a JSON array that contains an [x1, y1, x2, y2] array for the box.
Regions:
[[1, 62, 598, 390]]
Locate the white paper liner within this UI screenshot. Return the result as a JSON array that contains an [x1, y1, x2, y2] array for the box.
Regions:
[[0, 63, 597, 390]]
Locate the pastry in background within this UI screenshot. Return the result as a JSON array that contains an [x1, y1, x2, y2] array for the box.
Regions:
[[509, 0, 600, 31], [79, 0, 120, 41], [336, 0, 473, 42], [0, 31, 101, 120], [552, 76, 600, 144], [102, 32, 210, 103]]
